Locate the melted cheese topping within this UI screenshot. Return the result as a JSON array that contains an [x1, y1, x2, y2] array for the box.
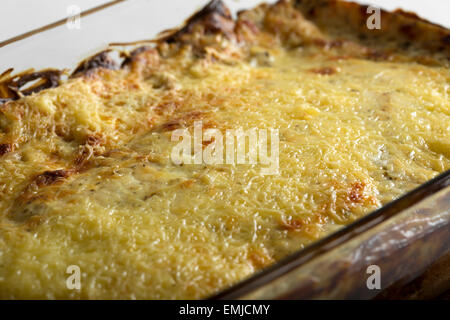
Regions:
[[0, 3, 449, 299]]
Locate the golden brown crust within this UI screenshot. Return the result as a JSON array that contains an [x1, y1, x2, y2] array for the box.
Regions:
[[294, 0, 450, 59], [1, 0, 449, 104], [0, 0, 448, 300], [33, 169, 73, 187]]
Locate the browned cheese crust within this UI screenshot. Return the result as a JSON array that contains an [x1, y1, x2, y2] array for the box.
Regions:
[[0, 0, 448, 299]]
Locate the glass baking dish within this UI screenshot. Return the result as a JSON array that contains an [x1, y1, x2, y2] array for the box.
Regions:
[[0, 0, 449, 299]]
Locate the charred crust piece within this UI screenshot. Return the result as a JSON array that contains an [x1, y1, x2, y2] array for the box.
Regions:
[[13, 70, 61, 95], [0, 143, 13, 156], [161, 0, 234, 43], [0, 69, 61, 103], [295, 0, 450, 59], [71, 50, 119, 77], [121, 46, 160, 74], [121, 46, 154, 67], [34, 169, 72, 187]]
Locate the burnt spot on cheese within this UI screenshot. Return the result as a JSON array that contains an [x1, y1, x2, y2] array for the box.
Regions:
[[309, 67, 337, 75], [318, 180, 380, 224], [343, 182, 379, 208], [0, 143, 13, 156], [74, 147, 92, 167], [34, 169, 72, 187], [279, 214, 325, 240], [348, 182, 366, 203], [202, 137, 215, 147], [160, 119, 182, 132], [122, 46, 160, 75], [74, 146, 97, 167], [122, 46, 154, 67], [71, 50, 119, 77], [27, 171, 73, 196]]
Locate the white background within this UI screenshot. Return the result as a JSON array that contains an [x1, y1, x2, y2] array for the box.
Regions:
[[0, 0, 448, 72], [0, 0, 111, 42], [1, 0, 448, 41]]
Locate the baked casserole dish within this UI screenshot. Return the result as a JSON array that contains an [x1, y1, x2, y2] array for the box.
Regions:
[[0, 0, 449, 299]]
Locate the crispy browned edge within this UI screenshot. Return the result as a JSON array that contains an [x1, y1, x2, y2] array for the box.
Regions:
[[0, 0, 232, 103], [294, 0, 450, 51], [0, 0, 449, 104]]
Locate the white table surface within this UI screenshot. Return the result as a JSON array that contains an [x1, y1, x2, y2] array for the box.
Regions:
[[0, 0, 448, 73]]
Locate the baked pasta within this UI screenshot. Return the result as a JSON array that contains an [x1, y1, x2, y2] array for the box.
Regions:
[[0, 0, 449, 299]]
